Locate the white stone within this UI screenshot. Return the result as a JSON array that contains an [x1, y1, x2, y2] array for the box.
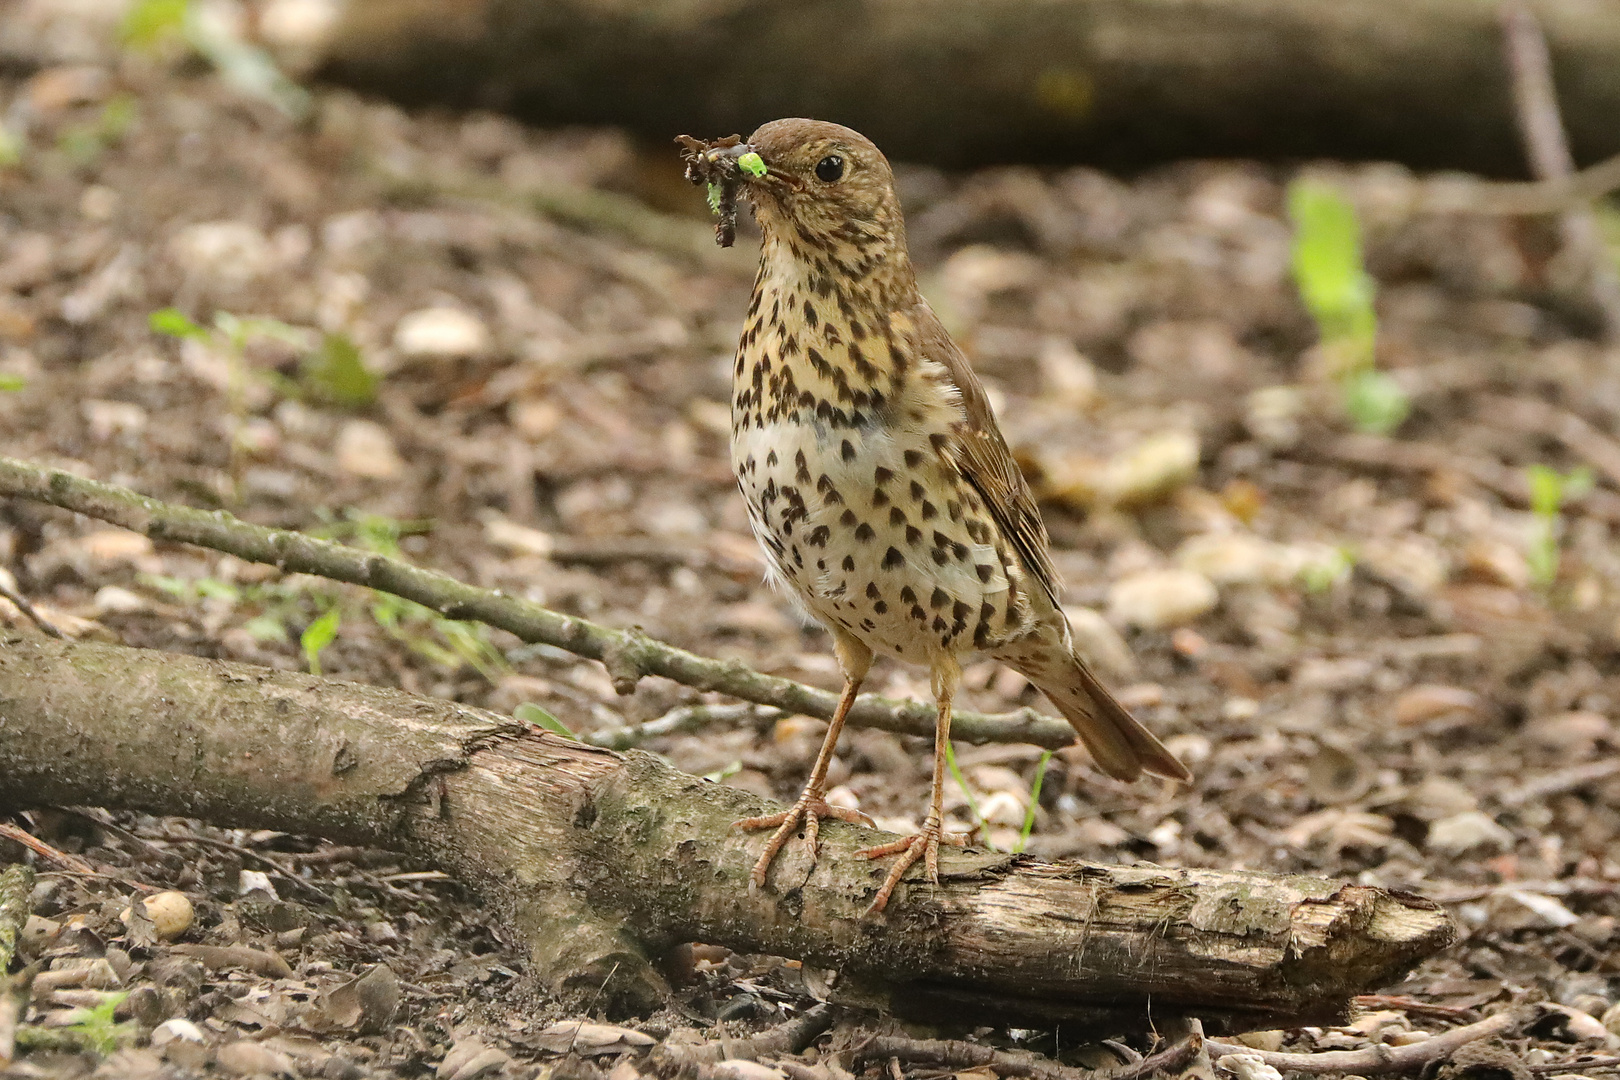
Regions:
[[1097, 431, 1199, 506], [335, 419, 404, 479], [93, 585, 146, 614], [1107, 569, 1218, 630], [394, 306, 491, 359], [150, 1018, 207, 1046]]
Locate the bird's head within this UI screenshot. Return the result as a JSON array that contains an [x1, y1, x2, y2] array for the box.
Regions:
[[735, 118, 910, 280]]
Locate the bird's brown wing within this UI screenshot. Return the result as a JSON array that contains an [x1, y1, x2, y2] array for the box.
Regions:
[[911, 298, 1061, 610]]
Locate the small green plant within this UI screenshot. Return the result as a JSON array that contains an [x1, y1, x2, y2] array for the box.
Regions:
[[122, 0, 309, 118], [514, 702, 577, 740], [0, 374, 24, 392], [1299, 544, 1357, 595], [64, 993, 134, 1056], [1288, 179, 1409, 435], [1526, 464, 1593, 588], [301, 607, 341, 675], [1013, 750, 1054, 854]]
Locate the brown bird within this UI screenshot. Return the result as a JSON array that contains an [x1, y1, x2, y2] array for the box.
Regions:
[[719, 119, 1189, 913]]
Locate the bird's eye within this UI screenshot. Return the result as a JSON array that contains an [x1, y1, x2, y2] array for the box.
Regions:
[[815, 154, 845, 182]]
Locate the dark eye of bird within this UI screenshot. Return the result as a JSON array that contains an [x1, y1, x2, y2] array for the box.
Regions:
[[815, 155, 845, 182]]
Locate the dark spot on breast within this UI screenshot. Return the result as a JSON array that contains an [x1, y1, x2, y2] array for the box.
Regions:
[[873, 601, 888, 614], [931, 549, 949, 565], [920, 501, 938, 520], [808, 525, 830, 547], [872, 489, 889, 507], [931, 616, 948, 633], [947, 500, 963, 522], [766, 450, 778, 466], [909, 481, 925, 501], [805, 303, 818, 329], [931, 588, 949, 609], [889, 507, 906, 527], [841, 439, 856, 462], [900, 586, 917, 603], [882, 547, 905, 569], [874, 466, 894, 484], [952, 600, 971, 622], [910, 605, 927, 621], [976, 563, 994, 583], [855, 523, 875, 542], [842, 555, 856, 571], [840, 509, 858, 526], [905, 525, 922, 544], [903, 449, 924, 468]]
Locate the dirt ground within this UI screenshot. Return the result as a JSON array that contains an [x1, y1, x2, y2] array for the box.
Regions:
[[3, 5, 1620, 1079]]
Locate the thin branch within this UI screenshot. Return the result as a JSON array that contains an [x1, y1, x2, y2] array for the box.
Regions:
[[0, 578, 61, 639], [585, 702, 786, 750], [1416, 153, 1620, 217], [1500, 0, 1620, 341], [0, 825, 93, 876], [854, 1033, 1201, 1080], [1204, 1009, 1521, 1075], [0, 456, 1077, 749]]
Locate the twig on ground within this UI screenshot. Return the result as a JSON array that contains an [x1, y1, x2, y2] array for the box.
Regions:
[[1204, 1008, 1521, 1075], [1527, 1057, 1620, 1074], [1416, 153, 1620, 217], [0, 578, 61, 638], [585, 702, 786, 750], [1499, 759, 1620, 807], [1500, 0, 1620, 341], [0, 825, 94, 876], [1353, 994, 1480, 1023], [0, 456, 1078, 749], [654, 1004, 839, 1071], [852, 1033, 1201, 1080]]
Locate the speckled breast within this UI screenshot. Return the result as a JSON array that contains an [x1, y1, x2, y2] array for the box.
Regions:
[[731, 413, 1028, 664]]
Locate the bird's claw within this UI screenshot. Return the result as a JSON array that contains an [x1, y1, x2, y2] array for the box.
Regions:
[[736, 794, 873, 889], [856, 820, 968, 914]]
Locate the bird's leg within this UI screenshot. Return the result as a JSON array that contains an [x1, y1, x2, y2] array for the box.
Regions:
[[736, 632, 873, 889], [857, 655, 967, 914]]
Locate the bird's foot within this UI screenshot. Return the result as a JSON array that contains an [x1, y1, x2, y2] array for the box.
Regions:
[[736, 793, 873, 889], [856, 820, 968, 914]]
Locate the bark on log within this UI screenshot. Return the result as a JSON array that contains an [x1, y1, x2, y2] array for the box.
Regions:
[[317, 0, 1620, 174], [0, 636, 1455, 1030]]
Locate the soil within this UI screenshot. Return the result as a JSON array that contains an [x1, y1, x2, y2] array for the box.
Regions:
[[2, 6, 1619, 1079]]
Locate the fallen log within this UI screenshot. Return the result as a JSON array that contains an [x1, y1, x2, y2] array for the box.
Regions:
[[0, 636, 1455, 1030], [317, 0, 1620, 174]]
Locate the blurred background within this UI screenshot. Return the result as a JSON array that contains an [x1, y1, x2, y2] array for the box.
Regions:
[[2, 0, 1620, 1063]]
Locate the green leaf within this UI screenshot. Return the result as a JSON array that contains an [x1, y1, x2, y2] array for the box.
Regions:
[[121, 0, 189, 47], [1014, 750, 1054, 854], [0, 373, 24, 392], [66, 992, 134, 1055], [0, 126, 23, 169], [149, 307, 208, 340], [1288, 179, 1377, 368], [1342, 368, 1410, 435], [302, 332, 377, 407], [703, 759, 743, 783], [300, 607, 341, 676], [515, 702, 576, 740], [1526, 463, 1564, 518]]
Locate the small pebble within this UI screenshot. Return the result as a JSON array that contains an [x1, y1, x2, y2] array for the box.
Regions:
[[394, 306, 491, 359], [335, 419, 405, 479], [1426, 810, 1514, 855], [1107, 568, 1218, 630]]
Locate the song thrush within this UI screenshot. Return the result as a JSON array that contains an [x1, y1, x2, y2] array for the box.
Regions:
[[707, 119, 1190, 913]]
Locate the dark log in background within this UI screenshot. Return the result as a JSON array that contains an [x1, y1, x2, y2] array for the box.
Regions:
[[0, 636, 1455, 1030], [318, 0, 1620, 174]]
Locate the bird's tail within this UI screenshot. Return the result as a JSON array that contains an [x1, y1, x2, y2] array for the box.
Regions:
[[1014, 649, 1190, 783]]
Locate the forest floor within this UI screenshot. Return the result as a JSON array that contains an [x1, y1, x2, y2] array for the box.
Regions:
[[2, 5, 1620, 1079]]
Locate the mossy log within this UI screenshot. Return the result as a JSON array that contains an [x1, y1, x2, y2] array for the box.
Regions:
[[0, 636, 1454, 1029], [318, 0, 1620, 174]]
